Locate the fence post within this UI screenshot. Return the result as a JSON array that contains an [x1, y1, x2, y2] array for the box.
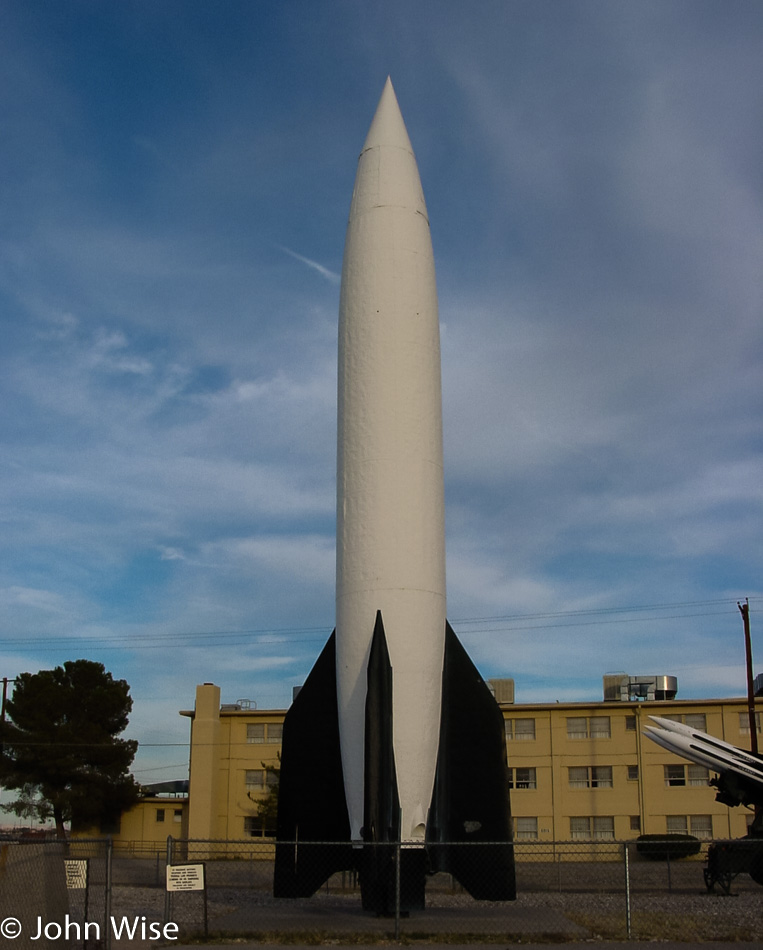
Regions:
[[104, 837, 113, 950], [623, 841, 631, 940], [394, 840, 401, 941], [202, 861, 209, 940], [164, 836, 174, 925], [83, 857, 90, 945]]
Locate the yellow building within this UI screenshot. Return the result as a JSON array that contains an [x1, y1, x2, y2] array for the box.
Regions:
[[175, 678, 760, 846], [180, 683, 285, 842], [112, 796, 189, 851], [75, 794, 188, 850], [501, 695, 758, 842], [97, 677, 760, 853]]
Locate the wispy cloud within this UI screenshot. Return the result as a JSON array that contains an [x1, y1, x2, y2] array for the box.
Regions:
[[277, 245, 341, 284]]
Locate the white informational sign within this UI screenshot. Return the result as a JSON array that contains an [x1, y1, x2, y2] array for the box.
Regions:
[[64, 859, 88, 890], [166, 863, 205, 892]]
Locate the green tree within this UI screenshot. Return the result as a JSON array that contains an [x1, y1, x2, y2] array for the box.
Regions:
[[0, 660, 141, 837]]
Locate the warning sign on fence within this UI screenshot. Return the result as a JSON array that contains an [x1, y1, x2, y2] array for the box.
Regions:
[[64, 859, 88, 890], [166, 863, 205, 891]]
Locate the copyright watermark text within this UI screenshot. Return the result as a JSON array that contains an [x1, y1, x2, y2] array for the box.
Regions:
[[1, 916, 178, 941]]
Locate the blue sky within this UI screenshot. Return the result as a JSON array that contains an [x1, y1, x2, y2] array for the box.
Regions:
[[1, 0, 762, 789]]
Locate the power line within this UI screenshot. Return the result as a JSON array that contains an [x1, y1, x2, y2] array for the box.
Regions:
[[453, 597, 756, 624], [0, 597, 756, 651]]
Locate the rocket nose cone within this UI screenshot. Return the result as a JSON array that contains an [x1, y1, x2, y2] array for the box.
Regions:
[[361, 77, 415, 155]]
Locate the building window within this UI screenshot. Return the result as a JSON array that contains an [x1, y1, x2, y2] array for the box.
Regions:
[[625, 715, 637, 732], [245, 769, 278, 791], [247, 724, 265, 743], [515, 817, 538, 840], [739, 712, 761, 735], [570, 816, 615, 840], [593, 817, 615, 840], [690, 815, 713, 839], [568, 766, 613, 789], [156, 809, 165, 823], [664, 764, 709, 787], [173, 809, 183, 824], [664, 765, 686, 787], [688, 765, 709, 786], [567, 717, 587, 739], [627, 765, 639, 781], [244, 816, 263, 837], [685, 714, 707, 731], [246, 769, 264, 790], [630, 816, 641, 832], [246, 723, 282, 744], [505, 718, 535, 740], [247, 723, 282, 744], [244, 813, 277, 838], [570, 816, 590, 840], [508, 767, 537, 789], [567, 716, 610, 739], [590, 716, 611, 738], [666, 713, 706, 732], [666, 815, 713, 839]]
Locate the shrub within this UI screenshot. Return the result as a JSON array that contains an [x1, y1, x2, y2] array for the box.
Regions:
[[636, 833, 701, 860]]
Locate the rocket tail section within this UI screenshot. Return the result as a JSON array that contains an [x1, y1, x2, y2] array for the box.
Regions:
[[274, 632, 353, 897], [427, 622, 516, 901], [275, 619, 516, 905]]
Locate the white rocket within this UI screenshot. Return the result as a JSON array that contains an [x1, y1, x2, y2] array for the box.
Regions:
[[336, 76, 446, 848], [643, 715, 763, 808], [274, 79, 514, 912]]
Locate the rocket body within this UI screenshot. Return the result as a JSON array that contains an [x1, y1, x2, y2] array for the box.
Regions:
[[274, 79, 514, 912], [336, 77, 446, 844]]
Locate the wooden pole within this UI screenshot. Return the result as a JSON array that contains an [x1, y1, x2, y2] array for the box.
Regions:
[[739, 599, 758, 755]]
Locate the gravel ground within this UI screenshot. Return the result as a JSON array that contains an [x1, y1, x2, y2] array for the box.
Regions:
[[106, 881, 763, 943]]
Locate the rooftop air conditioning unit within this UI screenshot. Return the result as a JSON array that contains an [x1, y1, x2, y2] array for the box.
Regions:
[[603, 674, 677, 702], [488, 678, 515, 704]]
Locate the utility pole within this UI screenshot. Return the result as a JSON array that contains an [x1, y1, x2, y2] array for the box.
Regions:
[[1, 678, 15, 807], [1, 676, 11, 756], [738, 599, 758, 756]]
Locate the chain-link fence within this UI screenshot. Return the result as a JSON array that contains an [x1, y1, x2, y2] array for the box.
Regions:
[[2, 836, 762, 944], [0, 838, 111, 950]]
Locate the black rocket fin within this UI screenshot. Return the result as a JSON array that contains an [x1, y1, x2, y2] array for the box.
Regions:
[[427, 621, 516, 900], [363, 610, 400, 844], [274, 631, 352, 897], [361, 611, 427, 913], [359, 611, 403, 913]]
